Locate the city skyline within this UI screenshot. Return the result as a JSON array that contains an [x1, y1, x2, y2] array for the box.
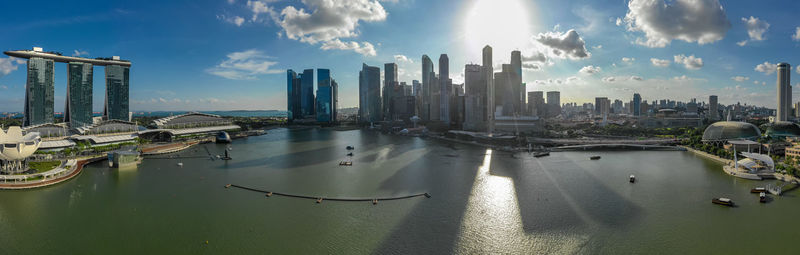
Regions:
[[1, 0, 800, 112]]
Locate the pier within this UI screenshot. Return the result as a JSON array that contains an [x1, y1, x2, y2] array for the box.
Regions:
[[226, 184, 430, 203]]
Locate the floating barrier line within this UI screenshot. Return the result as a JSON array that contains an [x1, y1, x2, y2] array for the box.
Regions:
[[226, 184, 431, 202]]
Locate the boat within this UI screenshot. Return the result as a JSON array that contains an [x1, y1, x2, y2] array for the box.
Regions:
[[177, 162, 183, 167], [346, 146, 355, 150], [590, 156, 601, 160], [216, 131, 232, 143], [347, 152, 354, 156], [533, 151, 550, 157], [629, 175, 636, 183], [750, 187, 766, 193], [759, 192, 767, 203], [339, 161, 352, 166], [712, 197, 735, 207]]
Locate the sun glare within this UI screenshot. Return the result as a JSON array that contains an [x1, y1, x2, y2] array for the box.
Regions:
[[463, 0, 533, 61]]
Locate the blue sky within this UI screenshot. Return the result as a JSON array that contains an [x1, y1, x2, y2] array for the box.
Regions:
[[1, 0, 799, 112]]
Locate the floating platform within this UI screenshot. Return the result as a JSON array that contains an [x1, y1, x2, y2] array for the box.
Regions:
[[339, 161, 353, 166], [226, 184, 431, 204]]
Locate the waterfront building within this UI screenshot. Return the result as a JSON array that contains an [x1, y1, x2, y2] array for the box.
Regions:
[[527, 91, 545, 117], [299, 69, 315, 118], [384, 63, 398, 120], [483, 45, 494, 133], [701, 121, 762, 145], [777, 63, 791, 122], [421, 55, 434, 121], [359, 63, 381, 123], [633, 93, 642, 117], [546, 91, 560, 118], [463, 64, 486, 131], [286, 70, 301, 122], [316, 69, 335, 123], [65, 62, 93, 128], [439, 54, 450, 123], [0, 127, 42, 174], [24, 57, 55, 127], [104, 64, 130, 121]]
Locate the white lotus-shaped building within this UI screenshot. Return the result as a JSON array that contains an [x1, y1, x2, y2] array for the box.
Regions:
[[0, 126, 41, 174]]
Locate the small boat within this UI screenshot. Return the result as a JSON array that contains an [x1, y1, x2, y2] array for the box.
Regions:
[[346, 146, 355, 150], [316, 198, 323, 203], [759, 192, 767, 203], [750, 187, 766, 193], [339, 161, 352, 166], [347, 152, 354, 156], [590, 156, 601, 160], [712, 197, 735, 207], [629, 175, 636, 183], [533, 151, 550, 157], [177, 162, 183, 167], [372, 199, 378, 205]]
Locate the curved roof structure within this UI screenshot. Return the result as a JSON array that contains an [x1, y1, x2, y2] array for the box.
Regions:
[[763, 121, 800, 138], [152, 112, 232, 129], [4, 49, 131, 66], [702, 121, 761, 142], [0, 127, 41, 161]]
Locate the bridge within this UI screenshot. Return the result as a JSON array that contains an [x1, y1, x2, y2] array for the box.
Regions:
[[528, 137, 679, 146], [550, 144, 686, 151]]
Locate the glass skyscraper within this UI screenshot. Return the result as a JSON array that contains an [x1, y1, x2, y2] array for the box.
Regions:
[[24, 57, 55, 126], [287, 70, 300, 121], [104, 65, 130, 121], [65, 62, 93, 128], [316, 69, 334, 123], [359, 63, 381, 123], [633, 93, 642, 116], [300, 69, 315, 118]]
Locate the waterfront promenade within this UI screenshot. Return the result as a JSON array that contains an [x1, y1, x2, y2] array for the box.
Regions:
[[0, 156, 103, 190]]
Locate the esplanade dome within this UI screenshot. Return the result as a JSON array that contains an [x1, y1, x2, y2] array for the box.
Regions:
[[702, 121, 761, 142], [763, 121, 800, 138]]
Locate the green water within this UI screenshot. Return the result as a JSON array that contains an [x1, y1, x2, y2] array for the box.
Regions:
[[0, 128, 796, 254]]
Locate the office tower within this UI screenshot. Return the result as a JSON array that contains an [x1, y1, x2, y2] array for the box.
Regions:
[[708, 95, 718, 120], [795, 102, 800, 118], [287, 70, 302, 122], [421, 55, 434, 121], [104, 64, 129, 121], [495, 64, 517, 116], [299, 69, 315, 118], [511, 50, 523, 114], [65, 62, 93, 128], [359, 63, 381, 123], [528, 91, 544, 117], [633, 93, 642, 117], [777, 63, 791, 121], [595, 97, 610, 115], [316, 69, 334, 123], [24, 57, 55, 126], [401, 82, 412, 96], [546, 91, 560, 118], [483, 45, 494, 133], [463, 64, 486, 131], [439, 54, 450, 122], [412, 80, 420, 97], [430, 74, 440, 121], [384, 63, 398, 120]]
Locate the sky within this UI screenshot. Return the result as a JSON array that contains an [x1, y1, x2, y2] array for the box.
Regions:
[[1, 0, 800, 112]]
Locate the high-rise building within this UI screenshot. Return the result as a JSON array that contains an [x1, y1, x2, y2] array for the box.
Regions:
[[384, 63, 398, 120], [332, 79, 338, 122], [483, 45, 494, 133], [795, 102, 800, 118], [511, 50, 523, 114], [65, 62, 93, 128], [421, 55, 434, 121], [633, 93, 642, 117], [287, 70, 301, 122], [412, 80, 420, 97], [104, 64, 129, 121], [429, 74, 440, 121], [708, 95, 718, 120], [495, 64, 517, 116], [595, 97, 610, 116], [299, 69, 315, 118], [24, 57, 55, 126], [316, 69, 335, 123], [439, 54, 450, 122], [546, 91, 560, 118], [527, 91, 544, 117], [777, 63, 791, 122], [359, 63, 381, 123], [463, 64, 486, 131]]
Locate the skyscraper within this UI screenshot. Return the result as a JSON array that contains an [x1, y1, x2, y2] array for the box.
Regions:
[[633, 93, 642, 117], [316, 69, 334, 123], [332, 79, 338, 122], [24, 57, 55, 126], [439, 54, 450, 122], [421, 55, 434, 121], [483, 45, 494, 133], [300, 69, 315, 118], [777, 63, 791, 122], [463, 64, 486, 131], [546, 91, 560, 118], [527, 91, 544, 117], [384, 63, 398, 120], [595, 97, 609, 115], [65, 62, 93, 128], [495, 64, 516, 116], [359, 63, 381, 123], [511, 50, 524, 114], [709, 95, 718, 120], [286, 70, 303, 122], [104, 64, 129, 121]]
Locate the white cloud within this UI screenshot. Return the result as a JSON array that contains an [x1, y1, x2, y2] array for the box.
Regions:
[[0, 85, 7, 90], [206, 49, 283, 80], [622, 57, 635, 63], [602, 76, 616, 83], [534, 29, 591, 59], [673, 54, 703, 70], [622, 0, 731, 47], [72, 50, 89, 57], [797, 65, 800, 74], [320, 39, 376, 56], [393, 54, 413, 63], [0, 57, 25, 77], [737, 16, 769, 46], [630, 76, 643, 81], [579, 65, 601, 75], [247, 0, 279, 23], [731, 76, 750, 82], [522, 51, 547, 63], [793, 27, 800, 41], [754, 61, 777, 75], [218, 14, 247, 26], [522, 63, 541, 70], [650, 58, 670, 67]]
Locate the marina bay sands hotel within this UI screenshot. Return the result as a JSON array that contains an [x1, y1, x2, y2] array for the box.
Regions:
[[3, 47, 130, 128]]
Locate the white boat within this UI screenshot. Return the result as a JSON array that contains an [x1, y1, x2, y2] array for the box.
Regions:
[[177, 162, 183, 167], [629, 175, 635, 183]]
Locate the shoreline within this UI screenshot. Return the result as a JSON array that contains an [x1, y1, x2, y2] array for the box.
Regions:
[[0, 156, 104, 190]]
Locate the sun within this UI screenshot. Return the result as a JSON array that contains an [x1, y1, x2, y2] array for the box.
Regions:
[[463, 0, 533, 61]]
